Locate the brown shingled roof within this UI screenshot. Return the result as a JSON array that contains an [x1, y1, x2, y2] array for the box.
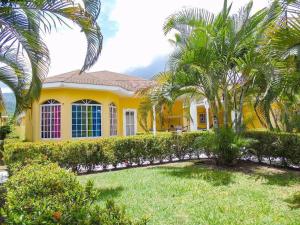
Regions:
[[44, 70, 154, 92]]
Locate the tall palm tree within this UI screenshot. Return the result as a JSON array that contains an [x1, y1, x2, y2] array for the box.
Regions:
[[160, 0, 272, 131], [0, 0, 103, 114]]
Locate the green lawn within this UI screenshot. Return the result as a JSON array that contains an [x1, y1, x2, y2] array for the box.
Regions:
[[78, 161, 300, 225]]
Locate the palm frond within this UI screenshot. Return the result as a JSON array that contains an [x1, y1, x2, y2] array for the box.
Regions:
[[0, 0, 103, 114]]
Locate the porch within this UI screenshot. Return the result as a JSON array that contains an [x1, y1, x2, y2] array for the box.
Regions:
[[151, 98, 213, 134]]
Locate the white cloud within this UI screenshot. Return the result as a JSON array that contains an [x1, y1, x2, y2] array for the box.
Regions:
[[46, 0, 270, 76]]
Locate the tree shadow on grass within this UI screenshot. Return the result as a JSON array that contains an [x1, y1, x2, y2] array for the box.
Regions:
[[97, 186, 124, 201], [253, 171, 300, 186], [153, 165, 235, 186], [285, 192, 300, 209], [196, 159, 300, 187]]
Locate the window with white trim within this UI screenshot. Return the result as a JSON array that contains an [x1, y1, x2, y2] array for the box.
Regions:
[[41, 99, 61, 139], [109, 103, 117, 136], [125, 110, 136, 136], [72, 99, 101, 138]]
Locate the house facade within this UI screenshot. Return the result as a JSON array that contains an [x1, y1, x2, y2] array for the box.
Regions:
[[18, 70, 263, 142]]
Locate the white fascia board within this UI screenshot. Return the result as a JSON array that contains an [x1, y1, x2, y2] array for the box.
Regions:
[[43, 82, 135, 97]]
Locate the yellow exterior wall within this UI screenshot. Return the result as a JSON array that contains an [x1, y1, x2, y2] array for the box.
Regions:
[[20, 87, 266, 142], [158, 101, 184, 131], [24, 88, 146, 142]]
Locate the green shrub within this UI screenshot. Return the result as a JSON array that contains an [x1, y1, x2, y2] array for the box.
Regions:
[[1, 163, 98, 224], [1, 163, 146, 225], [3, 132, 204, 173], [3, 139, 115, 173], [194, 128, 255, 166], [214, 128, 251, 165], [193, 131, 215, 158], [244, 131, 300, 166], [4, 131, 300, 171]]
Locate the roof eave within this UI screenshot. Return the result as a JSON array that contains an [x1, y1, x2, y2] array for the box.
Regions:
[[43, 82, 135, 97]]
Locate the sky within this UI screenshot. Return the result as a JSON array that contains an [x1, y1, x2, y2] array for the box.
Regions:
[[1, 0, 270, 93]]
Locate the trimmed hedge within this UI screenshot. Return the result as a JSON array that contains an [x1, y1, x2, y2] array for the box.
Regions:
[[244, 131, 300, 167], [3, 132, 205, 173], [4, 131, 300, 173]]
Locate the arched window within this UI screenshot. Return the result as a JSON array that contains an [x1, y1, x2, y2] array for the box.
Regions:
[[72, 99, 101, 138], [109, 103, 117, 136], [41, 99, 61, 139]]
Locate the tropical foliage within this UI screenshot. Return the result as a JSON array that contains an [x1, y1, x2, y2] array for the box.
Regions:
[[140, 0, 300, 133], [194, 128, 255, 165], [0, 0, 103, 114], [252, 0, 300, 132]]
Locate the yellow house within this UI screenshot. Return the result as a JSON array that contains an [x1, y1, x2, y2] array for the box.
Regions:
[[19, 70, 263, 142]]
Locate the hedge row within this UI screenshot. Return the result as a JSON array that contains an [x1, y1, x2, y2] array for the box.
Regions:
[[244, 131, 300, 166], [3, 132, 204, 173], [3, 131, 300, 173]]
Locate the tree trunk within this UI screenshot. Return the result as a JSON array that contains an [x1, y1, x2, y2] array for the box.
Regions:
[[236, 87, 247, 134], [254, 96, 268, 129], [223, 89, 229, 128], [210, 100, 219, 129]]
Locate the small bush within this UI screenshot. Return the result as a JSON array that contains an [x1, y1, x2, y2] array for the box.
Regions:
[[194, 128, 255, 166], [1, 163, 98, 224], [1, 163, 146, 225], [215, 128, 254, 165]]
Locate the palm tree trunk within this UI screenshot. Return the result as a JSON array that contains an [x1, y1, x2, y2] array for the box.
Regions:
[[223, 89, 229, 128], [270, 107, 281, 131], [254, 96, 268, 128], [210, 100, 219, 129]]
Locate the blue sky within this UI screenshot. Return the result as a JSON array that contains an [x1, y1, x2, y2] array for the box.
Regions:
[[1, 0, 270, 92], [98, 0, 118, 40]]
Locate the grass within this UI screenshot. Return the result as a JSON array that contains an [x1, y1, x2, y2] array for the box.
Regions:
[[78, 161, 300, 225]]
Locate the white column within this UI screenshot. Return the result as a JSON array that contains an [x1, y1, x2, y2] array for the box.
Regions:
[[204, 99, 210, 130], [190, 100, 198, 131], [152, 104, 157, 136], [205, 104, 210, 131]]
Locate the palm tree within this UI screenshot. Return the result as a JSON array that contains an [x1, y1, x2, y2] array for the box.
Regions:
[[0, 0, 103, 114], [252, 0, 300, 132], [137, 71, 177, 131], [160, 0, 272, 132]]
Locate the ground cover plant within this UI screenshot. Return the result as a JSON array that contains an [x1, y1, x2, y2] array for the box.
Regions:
[[78, 160, 300, 225]]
